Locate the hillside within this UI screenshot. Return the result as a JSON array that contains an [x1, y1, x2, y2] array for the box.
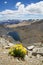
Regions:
[[6, 20, 32, 28], [0, 20, 43, 65], [7, 20, 43, 47], [0, 20, 43, 47], [0, 24, 22, 43], [0, 37, 43, 65]]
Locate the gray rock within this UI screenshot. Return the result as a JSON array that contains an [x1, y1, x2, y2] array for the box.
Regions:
[[32, 47, 43, 56], [8, 43, 14, 46], [24, 55, 28, 61], [33, 47, 43, 53], [27, 45, 35, 50], [4, 46, 10, 49], [33, 48, 38, 53], [37, 54, 41, 59]]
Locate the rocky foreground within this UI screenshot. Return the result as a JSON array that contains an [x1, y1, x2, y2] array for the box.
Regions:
[[0, 37, 43, 65]]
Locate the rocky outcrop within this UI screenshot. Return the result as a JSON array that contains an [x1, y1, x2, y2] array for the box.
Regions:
[[0, 37, 14, 48], [32, 47, 43, 56]]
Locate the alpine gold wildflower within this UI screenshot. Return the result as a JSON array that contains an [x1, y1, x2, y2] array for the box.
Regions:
[[9, 44, 28, 59]]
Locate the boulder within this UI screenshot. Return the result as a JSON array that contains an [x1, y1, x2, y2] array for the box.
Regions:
[[32, 47, 43, 56], [27, 45, 35, 50], [4, 46, 10, 49], [33, 48, 38, 53], [8, 43, 14, 46], [37, 54, 41, 59], [24, 55, 28, 61]]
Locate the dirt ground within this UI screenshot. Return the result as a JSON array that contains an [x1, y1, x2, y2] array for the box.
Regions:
[[0, 46, 43, 65]]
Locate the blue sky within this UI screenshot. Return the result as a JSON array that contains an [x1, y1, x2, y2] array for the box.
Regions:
[[0, 0, 43, 21], [0, 0, 42, 11]]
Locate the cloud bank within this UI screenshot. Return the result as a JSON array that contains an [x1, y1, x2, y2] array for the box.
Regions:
[[0, 1, 43, 21]]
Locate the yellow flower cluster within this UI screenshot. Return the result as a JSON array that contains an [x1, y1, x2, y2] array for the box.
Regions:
[[9, 44, 27, 57]]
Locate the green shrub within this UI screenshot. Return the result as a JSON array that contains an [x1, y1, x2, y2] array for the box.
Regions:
[[9, 44, 27, 59]]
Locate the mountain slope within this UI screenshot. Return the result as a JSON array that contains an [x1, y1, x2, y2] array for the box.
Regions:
[[12, 20, 43, 46]]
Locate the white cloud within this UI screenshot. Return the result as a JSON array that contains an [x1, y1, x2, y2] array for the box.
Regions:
[[16, 2, 21, 7], [0, 10, 14, 15], [16, 1, 43, 14], [25, 1, 43, 14], [4, 1, 7, 4], [0, 1, 43, 20]]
